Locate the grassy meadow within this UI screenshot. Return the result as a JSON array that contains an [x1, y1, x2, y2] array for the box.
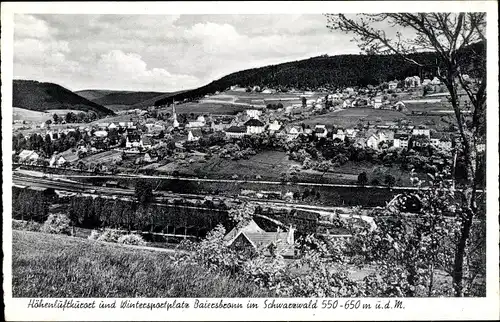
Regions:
[[301, 108, 407, 128], [12, 230, 272, 298]]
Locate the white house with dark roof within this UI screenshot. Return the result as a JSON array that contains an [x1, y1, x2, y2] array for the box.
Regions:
[[286, 125, 303, 140], [393, 133, 410, 149], [126, 130, 143, 149], [332, 128, 346, 141], [187, 128, 202, 141], [373, 97, 383, 109], [245, 118, 265, 134], [225, 126, 247, 139], [314, 125, 328, 138]]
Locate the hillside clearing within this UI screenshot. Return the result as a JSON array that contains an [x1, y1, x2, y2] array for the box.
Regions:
[[12, 230, 271, 298], [13, 108, 53, 122]]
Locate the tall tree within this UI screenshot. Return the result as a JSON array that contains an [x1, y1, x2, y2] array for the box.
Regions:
[[325, 13, 486, 296]]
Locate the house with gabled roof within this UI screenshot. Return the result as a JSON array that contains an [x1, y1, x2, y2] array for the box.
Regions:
[[187, 128, 202, 141], [212, 118, 233, 132], [225, 126, 247, 139], [50, 149, 79, 167], [285, 125, 303, 140], [108, 122, 119, 130], [332, 128, 346, 141], [314, 124, 328, 138], [126, 130, 143, 149], [18, 150, 40, 163], [245, 118, 265, 134], [143, 151, 159, 163], [366, 133, 381, 150], [224, 220, 295, 258], [393, 133, 410, 149], [345, 128, 358, 139]]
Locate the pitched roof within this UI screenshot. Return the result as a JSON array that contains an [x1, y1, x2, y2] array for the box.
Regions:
[[226, 126, 246, 133], [19, 150, 37, 159], [58, 149, 79, 163], [394, 133, 409, 139], [245, 119, 265, 127], [224, 219, 265, 242], [224, 219, 294, 256]]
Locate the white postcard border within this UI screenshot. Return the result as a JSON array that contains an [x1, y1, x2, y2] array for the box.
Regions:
[[2, 1, 499, 321]]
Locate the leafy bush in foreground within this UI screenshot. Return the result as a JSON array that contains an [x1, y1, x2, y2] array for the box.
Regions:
[[12, 219, 42, 232], [117, 234, 146, 246], [88, 230, 101, 240], [40, 213, 72, 236], [96, 229, 122, 243]]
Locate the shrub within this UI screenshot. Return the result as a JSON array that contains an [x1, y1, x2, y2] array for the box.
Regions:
[[12, 219, 41, 232], [88, 230, 101, 240], [40, 213, 72, 236], [97, 229, 122, 243], [117, 234, 146, 246]]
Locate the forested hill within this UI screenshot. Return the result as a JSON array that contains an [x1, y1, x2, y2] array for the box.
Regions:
[[13, 80, 114, 116], [155, 41, 485, 106], [76, 89, 188, 110]]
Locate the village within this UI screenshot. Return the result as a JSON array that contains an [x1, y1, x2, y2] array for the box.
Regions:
[[13, 74, 471, 186]]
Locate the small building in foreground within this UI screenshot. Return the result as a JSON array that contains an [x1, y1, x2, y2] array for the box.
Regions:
[[224, 219, 295, 258]]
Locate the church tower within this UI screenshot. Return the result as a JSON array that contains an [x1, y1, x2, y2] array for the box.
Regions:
[[172, 98, 179, 128]]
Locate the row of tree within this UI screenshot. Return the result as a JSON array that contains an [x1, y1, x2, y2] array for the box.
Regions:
[[13, 130, 87, 157], [12, 186, 232, 238], [50, 111, 99, 125]]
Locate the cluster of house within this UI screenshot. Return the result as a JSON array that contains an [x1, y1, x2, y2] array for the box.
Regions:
[[281, 123, 453, 151], [172, 98, 454, 153]]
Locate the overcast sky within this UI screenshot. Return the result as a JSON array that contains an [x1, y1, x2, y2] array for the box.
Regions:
[[14, 14, 364, 92]]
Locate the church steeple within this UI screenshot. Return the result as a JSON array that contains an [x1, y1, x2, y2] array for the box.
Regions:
[[172, 98, 179, 128]]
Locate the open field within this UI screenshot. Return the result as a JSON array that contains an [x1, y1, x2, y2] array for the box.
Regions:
[[12, 230, 271, 297], [92, 114, 141, 124], [404, 101, 453, 112], [80, 150, 123, 164], [161, 102, 247, 115], [301, 108, 407, 128], [153, 150, 414, 186], [157, 151, 298, 180], [13, 122, 88, 136], [13, 108, 52, 122]]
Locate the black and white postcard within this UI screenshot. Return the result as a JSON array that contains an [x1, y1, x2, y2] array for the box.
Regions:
[[2, 1, 499, 321]]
